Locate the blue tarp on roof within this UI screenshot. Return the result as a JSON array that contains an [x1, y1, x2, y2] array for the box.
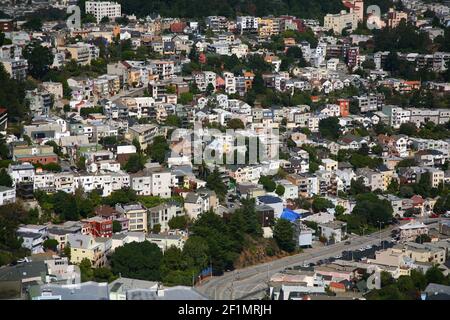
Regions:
[[280, 208, 302, 222]]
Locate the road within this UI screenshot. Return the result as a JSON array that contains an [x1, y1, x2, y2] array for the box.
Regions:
[[196, 218, 445, 300]]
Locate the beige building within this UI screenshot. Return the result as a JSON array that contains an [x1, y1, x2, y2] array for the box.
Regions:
[[428, 168, 445, 188], [369, 242, 446, 267], [115, 203, 148, 233], [324, 10, 358, 34], [127, 124, 159, 150], [399, 221, 429, 242], [321, 158, 338, 172], [61, 44, 90, 65], [67, 234, 111, 268], [387, 8, 408, 28], [41, 82, 64, 100]]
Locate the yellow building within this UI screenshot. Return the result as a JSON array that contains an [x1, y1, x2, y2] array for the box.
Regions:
[[67, 234, 110, 268]]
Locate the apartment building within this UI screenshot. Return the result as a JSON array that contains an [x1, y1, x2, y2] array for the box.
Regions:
[[0, 185, 16, 206], [387, 8, 408, 28], [324, 10, 358, 34], [85, 1, 121, 23], [130, 166, 172, 198], [115, 203, 148, 233], [399, 221, 429, 242], [354, 94, 384, 113], [356, 168, 385, 191], [236, 16, 258, 33], [67, 234, 111, 268], [127, 124, 159, 150], [148, 201, 184, 232], [0, 57, 28, 80]]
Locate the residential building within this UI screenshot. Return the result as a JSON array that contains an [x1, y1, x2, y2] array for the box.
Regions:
[[115, 203, 148, 233], [85, 1, 122, 23], [67, 234, 111, 268]]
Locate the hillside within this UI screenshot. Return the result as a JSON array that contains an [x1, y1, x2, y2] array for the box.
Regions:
[[116, 0, 346, 19]]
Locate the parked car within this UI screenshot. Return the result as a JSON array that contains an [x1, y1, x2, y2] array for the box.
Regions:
[[344, 241, 351, 245]]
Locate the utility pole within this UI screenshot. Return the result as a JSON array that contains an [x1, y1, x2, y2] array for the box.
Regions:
[[230, 280, 234, 300], [210, 257, 213, 279]]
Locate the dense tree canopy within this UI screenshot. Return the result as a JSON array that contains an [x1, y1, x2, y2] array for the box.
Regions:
[[23, 42, 54, 80], [110, 241, 163, 281], [117, 0, 344, 19], [319, 117, 341, 140], [273, 218, 296, 253]]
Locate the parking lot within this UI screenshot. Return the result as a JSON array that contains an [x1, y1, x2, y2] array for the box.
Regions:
[[287, 240, 397, 270]]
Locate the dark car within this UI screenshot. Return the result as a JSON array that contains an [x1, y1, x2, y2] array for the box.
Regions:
[[344, 241, 351, 245]]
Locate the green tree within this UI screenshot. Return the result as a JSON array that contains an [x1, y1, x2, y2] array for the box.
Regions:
[[352, 193, 393, 227], [161, 246, 187, 282], [110, 241, 163, 281], [82, 13, 97, 24], [124, 154, 145, 173], [206, 167, 227, 201], [0, 169, 13, 187], [152, 223, 161, 234], [312, 197, 334, 213], [189, 211, 238, 274], [399, 122, 417, 136], [93, 267, 116, 283], [273, 218, 296, 253], [182, 236, 209, 272], [179, 92, 193, 105], [415, 234, 431, 244], [205, 83, 215, 95], [275, 184, 285, 197], [227, 118, 245, 130], [165, 115, 182, 127], [100, 16, 110, 24], [63, 243, 71, 260], [132, 137, 141, 154], [425, 266, 446, 285], [319, 117, 341, 140], [23, 42, 54, 79], [168, 215, 189, 230], [387, 179, 399, 194], [258, 175, 276, 192], [77, 156, 86, 171], [43, 239, 58, 252], [45, 140, 63, 157], [410, 269, 427, 291], [147, 136, 169, 164], [102, 189, 137, 206], [23, 17, 43, 31], [79, 258, 94, 282], [112, 220, 122, 233]]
